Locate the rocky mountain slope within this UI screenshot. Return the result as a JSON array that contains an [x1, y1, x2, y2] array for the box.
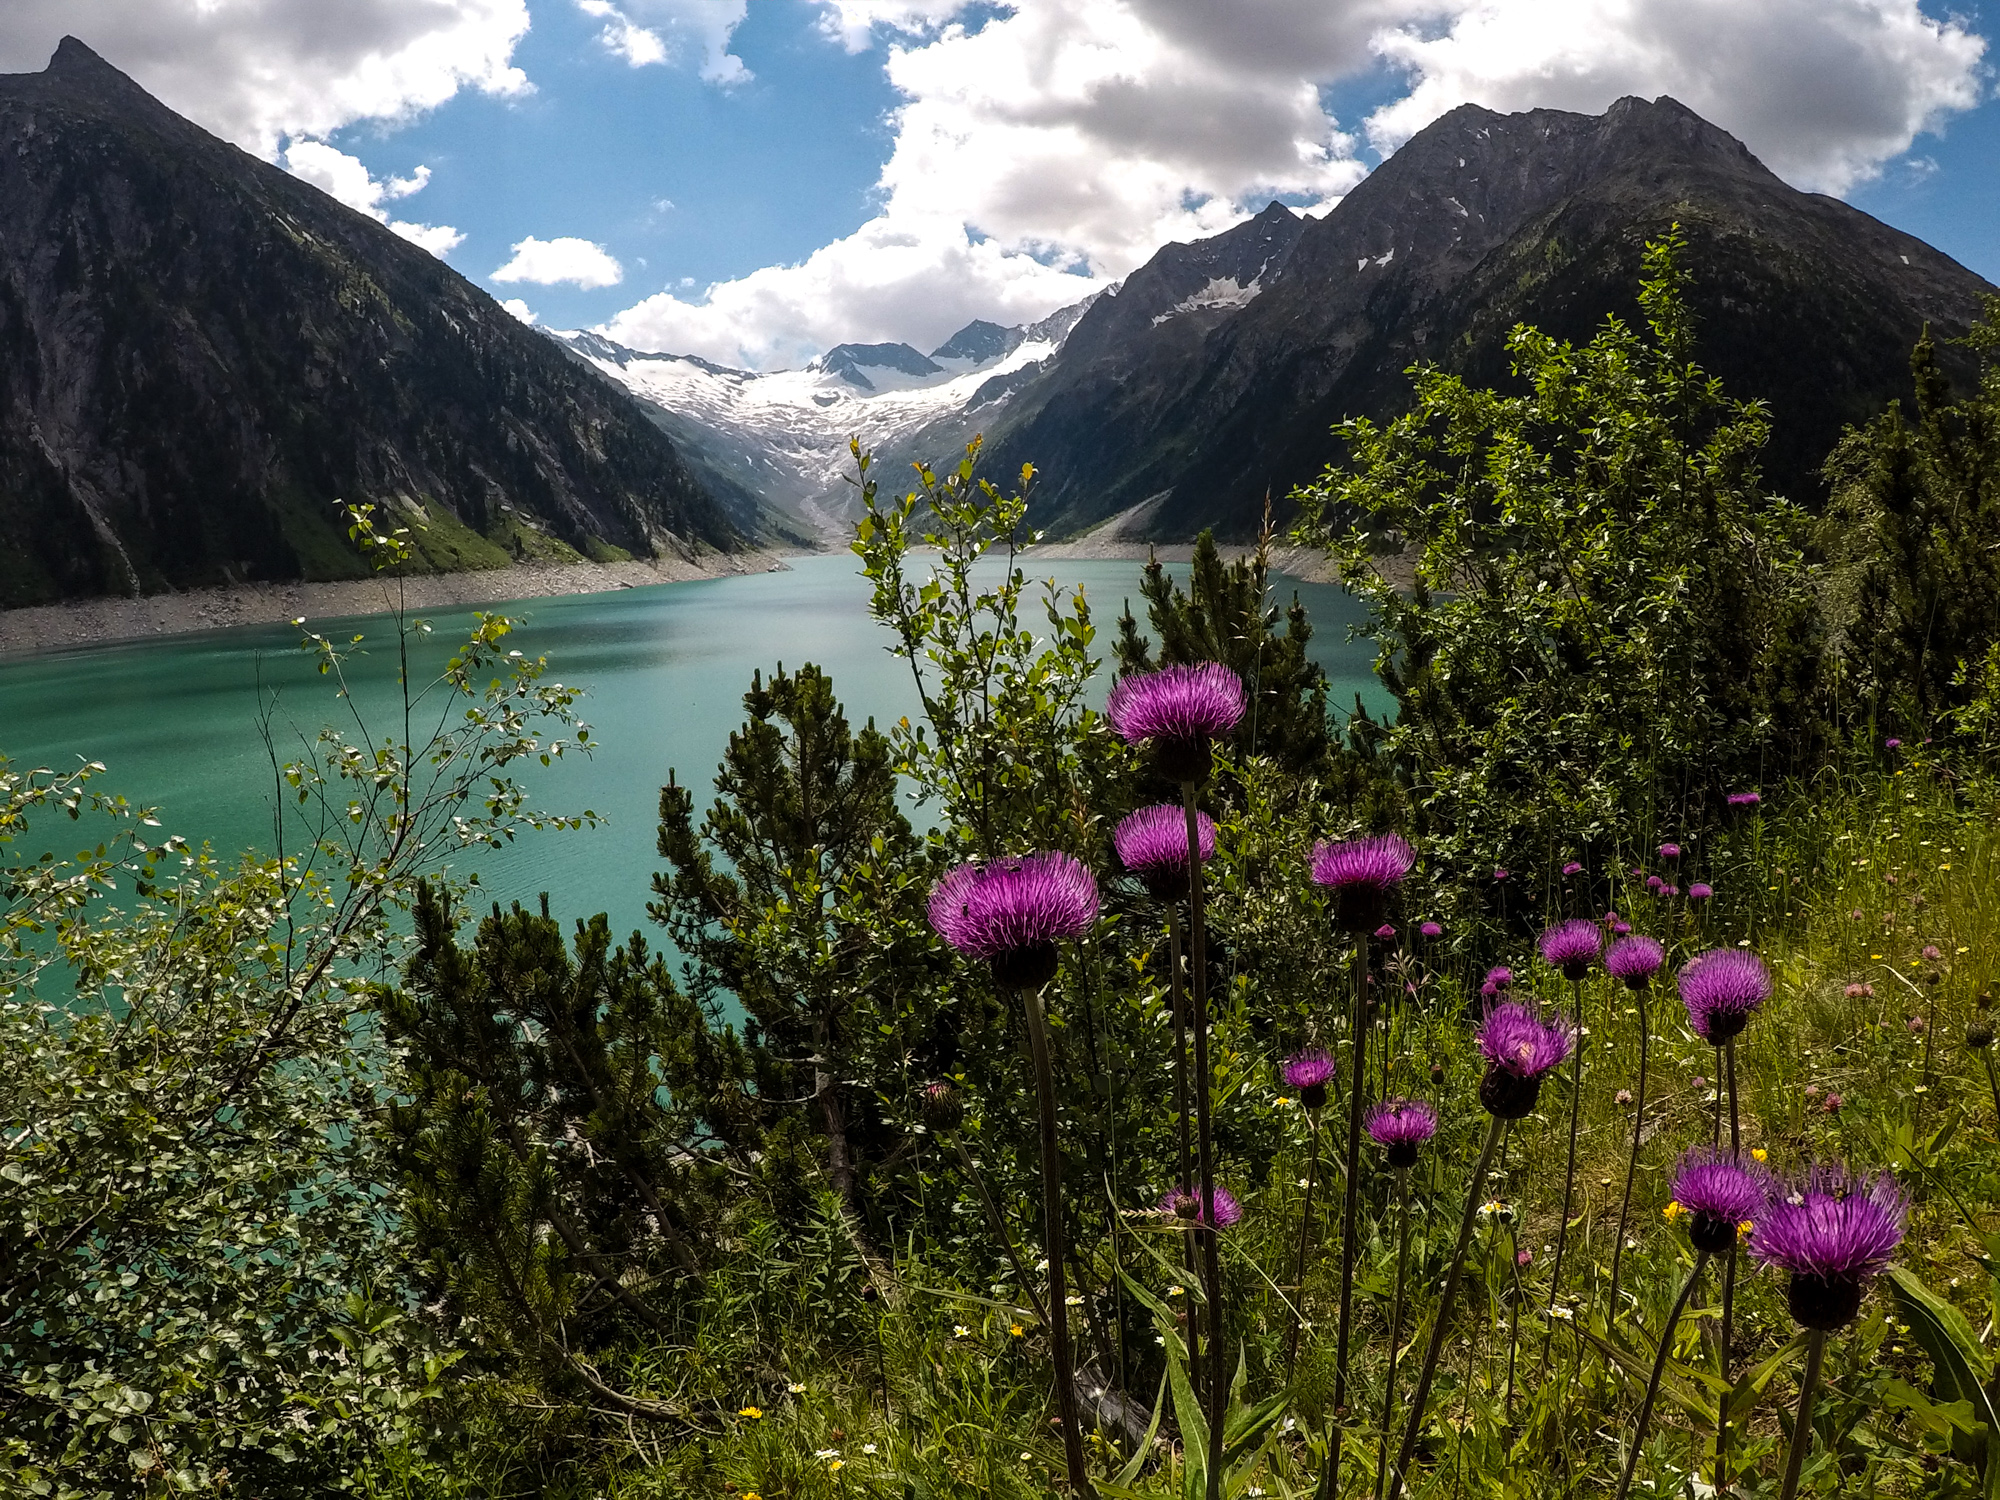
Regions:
[[978, 96, 1996, 538], [557, 299, 1097, 536], [591, 96, 1993, 545], [0, 39, 746, 608]]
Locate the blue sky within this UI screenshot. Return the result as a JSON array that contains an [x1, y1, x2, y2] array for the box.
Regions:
[[321, 3, 904, 333], [9, 0, 1994, 368]]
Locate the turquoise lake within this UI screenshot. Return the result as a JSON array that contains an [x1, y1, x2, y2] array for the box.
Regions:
[[0, 553, 1388, 940]]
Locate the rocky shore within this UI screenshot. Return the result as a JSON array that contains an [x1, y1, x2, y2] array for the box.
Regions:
[[0, 551, 793, 657]]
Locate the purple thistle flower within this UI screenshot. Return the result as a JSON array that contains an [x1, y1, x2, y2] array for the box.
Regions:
[[1606, 934, 1664, 989], [1612, 922, 1632, 936], [1562, 860, 1584, 876], [1537, 918, 1603, 980], [1160, 1184, 1243, 1230], [1282, 1049, 1336, 1112], [1311, 833, 1415, 934], [1727, 791, 1762, 810], [1646, 874, 1666, 893], [1884, 737, 1902, 749], [1420, 920, 1443, 939], [1750, 1166, 1907, 1330], [1374, 923, 1397, 940], [1670, 1147, 1768, 1255], [1677, 947, 1773, 1045], [1367, 1098, 1438, 1169], [1476, 1001, 1576, 1118], [1105, 664, 1245, 782], [1688, 882, 1713, 901], [1493, 867, 1510, 881], [1113, 804, 1215, 901], [1479, 964, 1514, 1001], [1658, 842, 1682, 860], [929, 853, 1098, 989], [1666, 884, 1681, 898]]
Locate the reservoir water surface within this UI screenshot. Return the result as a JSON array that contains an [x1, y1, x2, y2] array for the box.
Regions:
[[1, 553, 1387, 940]]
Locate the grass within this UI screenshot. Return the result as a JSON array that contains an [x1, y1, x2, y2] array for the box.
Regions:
[[361, 754, 2000, 1498]]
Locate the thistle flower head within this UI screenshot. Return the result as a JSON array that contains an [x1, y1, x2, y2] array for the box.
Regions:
[[1750, 1166, 1907, 1330], [1688, 882, 1713, 900], [1677, 947, 1772, 1045], [929, 853, 1098, 988], [1420, 921, 1443, 939], [1658, 842, 1682, 860], [1366, 1098, 1438, 1169], [1105, 664, 1245, 782], [1476, 1001, 1575, 1117], [1479, 964, 1514, 999], [1606, 934, 1665, 989], [1113, 804, 1215, 900], [1311, 833, 1414, 933], [1160, 1185, 1242, 1230], [1670, 1147, 1768, 1254], [1281, 1048, 1336, 1111], [1561, 861, 1583, 876], [921, 1081, 964, 1133], [1537, 918, 1603, 980], [1727, 791, 1762, 810]]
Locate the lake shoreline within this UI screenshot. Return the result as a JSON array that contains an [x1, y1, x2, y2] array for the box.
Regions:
[[0, 538, 1375, 660], [0, 549, 799, 658]]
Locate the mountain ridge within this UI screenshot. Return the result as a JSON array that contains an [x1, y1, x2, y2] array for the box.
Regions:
[[978, 95, 1995, 537], [0, 38, 750, 608], [588, 95, 1994, 546]]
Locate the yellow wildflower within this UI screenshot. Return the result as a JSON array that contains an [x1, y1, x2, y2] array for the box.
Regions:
[[1751, 1148, 1767, 1162], [1662, 1200, 1683, 1221], [738, 1406, 763, 1420], [1010, 1324, 1025, 1337]]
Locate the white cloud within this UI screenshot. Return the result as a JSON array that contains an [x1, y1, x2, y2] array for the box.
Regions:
[[492, 237, 627, 289], [613, 0, 753, 83], [2, 2, 531, 158], [282, 139, 464, 258], [603, 0, 1984, 368], [393, 221, 470, 256], [1365, 0, 1987, 195], [500, 299, 541, 325], [576, 0, 669, 67]]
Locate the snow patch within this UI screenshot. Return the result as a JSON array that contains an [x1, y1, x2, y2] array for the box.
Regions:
[[1149, 274, 1266, 328]]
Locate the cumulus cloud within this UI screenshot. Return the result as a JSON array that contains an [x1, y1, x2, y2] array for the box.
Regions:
[[611, 0, 753, 83], [500, 299, 541, 325], [492, 237, 626, 289], [281, 139, 465, 258], [1366, 0, 1987, 195], [2, 1, 531, 158], [600, 0, 1985, 368], [577, 0, 669, 67]]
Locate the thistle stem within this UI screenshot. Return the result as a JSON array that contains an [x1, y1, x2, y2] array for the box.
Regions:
[[1285, 1113, 1322, 1380], [1374, 1169, 1412, 1500], [1385, 1112, 1507, 1500], [1022, 982, 1093, 1497], [1717, 1037, 1740, 1493], [1327, 930, 1372, 1495], [1776, 1329, 1829, 1500], [1183, 786, 1226, 1500], [1983, 1050, 2000, 1132], [1608, 982, 1650, 1312], [1538, 977, 1586, 1375], [1614, 1253, 1707, 1500], [1168, 902, 1201, 1390]]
